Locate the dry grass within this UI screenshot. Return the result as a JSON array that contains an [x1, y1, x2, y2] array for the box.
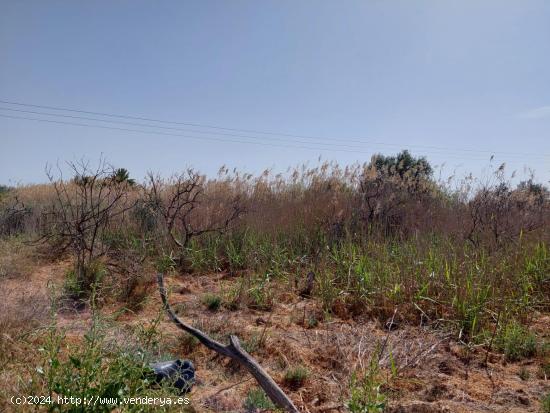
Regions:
[[0, 237, 39, 279], [0, 156, 548, 411], [0, 254, 548, 411], [0, 278, 51, 411]]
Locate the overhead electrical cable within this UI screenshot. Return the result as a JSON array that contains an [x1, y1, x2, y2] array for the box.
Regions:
[[2, 106, 546, 161], [1, 98, 547, 159], [0, 113, 510, 162]]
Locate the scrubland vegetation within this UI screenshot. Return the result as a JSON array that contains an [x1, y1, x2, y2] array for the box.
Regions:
[[0, 152, 548, 412]]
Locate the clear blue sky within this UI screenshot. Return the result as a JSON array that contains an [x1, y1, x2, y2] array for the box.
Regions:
[[1, 1, 549, 185]]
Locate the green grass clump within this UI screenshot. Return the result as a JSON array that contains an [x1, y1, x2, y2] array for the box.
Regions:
[[495, 322, 537, 362], [242, 333, 263, 354], [64, 260, 107, 299], [283, 366, 309, 389], [244, 388, 275, 411], [221, 281, 243, 311], [246, 273, 273, 311], [155, 253, 177, 273], [202, 293, 222, 311]]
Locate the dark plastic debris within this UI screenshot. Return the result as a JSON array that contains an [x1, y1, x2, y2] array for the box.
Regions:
[[149, 359, 195, 393]]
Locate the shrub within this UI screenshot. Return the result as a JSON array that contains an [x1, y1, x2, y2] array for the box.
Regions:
[[41, 160, 136, 297]]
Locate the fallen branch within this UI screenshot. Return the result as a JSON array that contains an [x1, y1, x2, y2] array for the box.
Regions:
[[157, 273, 298, 412]]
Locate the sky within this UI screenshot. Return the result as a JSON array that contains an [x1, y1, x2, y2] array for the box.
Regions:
[[1, 0, 549, 186]]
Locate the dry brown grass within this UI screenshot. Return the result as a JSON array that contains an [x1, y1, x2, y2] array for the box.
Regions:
[[0, 278, 52, 411], [0, 157, 548, 412], [0, 237, 40, 279]]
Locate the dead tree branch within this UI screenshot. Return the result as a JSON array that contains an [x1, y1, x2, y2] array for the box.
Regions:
[[157, 273, 298, 412]]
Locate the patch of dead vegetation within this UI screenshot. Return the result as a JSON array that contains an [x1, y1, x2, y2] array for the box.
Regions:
[[0, 237, 39, 279], [145, 274, 549, 412], [1, 264, 548, 412]]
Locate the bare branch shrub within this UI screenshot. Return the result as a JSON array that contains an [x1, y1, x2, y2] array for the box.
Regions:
[[40, 159, 135, 295], [0, 195, 31, 236], [465, 168, 548, 248], [145, 170, 244, 260]]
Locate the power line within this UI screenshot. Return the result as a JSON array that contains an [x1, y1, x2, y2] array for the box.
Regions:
[[1, 98, 547, 159], [0, 113, 508, 162], [0, 113, 386, 155], [0, 107, 383, 151], [2, 106, 546, 161]]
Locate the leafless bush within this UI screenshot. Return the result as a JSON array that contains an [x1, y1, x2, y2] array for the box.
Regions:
[[465, 168, 548, 248], [144, 170, 244, 254], [40, 159, 136, 294], [0, 195, 30, 236]]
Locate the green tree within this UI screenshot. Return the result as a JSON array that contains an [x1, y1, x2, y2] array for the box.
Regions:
[[111, 168, 136, 186], [370, 149, 433, 181]]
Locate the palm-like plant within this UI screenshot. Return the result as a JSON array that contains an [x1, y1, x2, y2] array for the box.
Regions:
[[112, 168, 136, 185]]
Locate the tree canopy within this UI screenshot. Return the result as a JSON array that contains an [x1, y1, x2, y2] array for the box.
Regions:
[[369, 150, 433, 181]]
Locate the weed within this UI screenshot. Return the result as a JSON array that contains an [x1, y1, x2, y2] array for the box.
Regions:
[[242, 332, 265, 354], [36, 313, 182, 412], [222, 280, 243, 311], [283, 366, 309, 389], [347, 350, 387, 413], [0, 236, 36, 278], [180, 334, 200, 354], [495, 322, 537, 362], [63, 260, 107, 299], [316, 269, 339, 313], [155, 253, 177, 274], [224, 232, 247, 273], [246, 273, 273, 311], [187, 236, 222, 273], [173, 302, 187, 315], [202, 293, 222, 311], [244, 387, 275, 411]]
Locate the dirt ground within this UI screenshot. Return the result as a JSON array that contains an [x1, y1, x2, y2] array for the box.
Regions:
[[1, 262, 548, 412]]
